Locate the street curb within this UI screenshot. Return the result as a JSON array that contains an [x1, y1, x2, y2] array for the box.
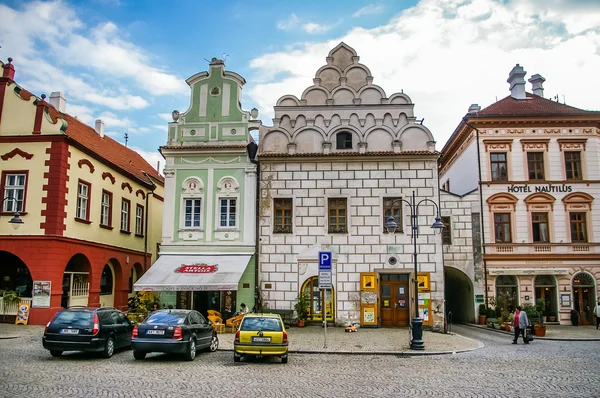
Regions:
[[461, 323, 600, 342], [217, 334, 484, 356], [0, 336, 20, 340]]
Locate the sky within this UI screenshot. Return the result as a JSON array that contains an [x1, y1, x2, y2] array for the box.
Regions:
[[1, 0, 599, 172]]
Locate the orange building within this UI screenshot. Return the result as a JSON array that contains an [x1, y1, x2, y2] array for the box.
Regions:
[[0, 59, 164, 325]]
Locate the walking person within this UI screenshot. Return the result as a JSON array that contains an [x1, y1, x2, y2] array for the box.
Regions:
[[594, 300, 600, 330], [512, 305, 530, 344]]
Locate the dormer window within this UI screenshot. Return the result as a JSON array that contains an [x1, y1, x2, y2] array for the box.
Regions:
[[336, 132, 352, 149]]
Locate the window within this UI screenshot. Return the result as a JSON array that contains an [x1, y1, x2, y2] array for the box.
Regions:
[[569, 212, 587, 242], [100, 191, 112, 227], [336, 132, 352, 149], [490, 153, 508, 181], [120, 199, 130, 232], [531, 212, 549, 243], [76, 180, 91, 221], [527, 152, 544, 180], [274, 198, 293, 233], [441, 216, 452, 245], [184, 199, 201, 228], [100, 265, 113, 295], [383, 197, 402, 233], [2, 172, 27, 212], [135, 204, 144, 236], [220, 198, 236, 228], [328, 198, 347, 233], [565, 152, 582, 180], [494, 213, 512, 243]]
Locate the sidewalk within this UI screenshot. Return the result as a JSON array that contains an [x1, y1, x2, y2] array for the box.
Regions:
[[464, 323, 600, 341]]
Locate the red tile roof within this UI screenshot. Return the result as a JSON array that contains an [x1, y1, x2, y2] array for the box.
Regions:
[[58, 112, 164, 186], [477, 93, 600, 117]]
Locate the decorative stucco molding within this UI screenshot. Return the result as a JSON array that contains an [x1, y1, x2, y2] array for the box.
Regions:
[[77, 159, 95, 173], [483, 140, 513, 152], [121, 182, 133, 193], [1, 148, 34, 160], [102, 172, 116, 184], [557, 139, 587, 151], [136, 189, 146, 199], [181, 156, 241, 164]]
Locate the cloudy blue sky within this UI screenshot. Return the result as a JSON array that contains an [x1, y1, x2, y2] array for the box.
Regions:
[[1, 0, 599, 170]]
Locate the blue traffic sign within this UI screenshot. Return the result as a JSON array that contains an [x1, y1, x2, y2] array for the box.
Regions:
[[319, 251, 332, 270]]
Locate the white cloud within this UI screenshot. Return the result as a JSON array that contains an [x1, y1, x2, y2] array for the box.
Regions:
[[303, 23, 332, 34], [277, 13, 300, 31], [131, 146, 165, 176], [158, 113, 173, 122], [248, 0, 600, 148], [353, 4, 384, 17]]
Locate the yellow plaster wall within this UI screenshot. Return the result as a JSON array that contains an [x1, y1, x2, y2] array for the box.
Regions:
[[0, 84, 37, 136], [64, 146, 163, 257], [0, 142, 50, 236]]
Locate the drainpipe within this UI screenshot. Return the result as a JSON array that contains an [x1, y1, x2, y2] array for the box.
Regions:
[[247, 142, 260, 311], [463, 118, 489, 308], [436, 155, 448, 333], [142, 171, 157, 272]]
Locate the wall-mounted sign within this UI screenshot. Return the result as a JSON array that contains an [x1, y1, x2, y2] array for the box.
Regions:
[[15, 303, 29, 325], [363, 307, 375, 323], [507, 185, 572, 194], [362, 275, 375, 289], [32, 281, 52, 308], [175, 264, 218, 274], [417, 274, 430, 290], [560, 294, 571, 307], [489, 268, 569, 276], [475, 294, 484, 303]]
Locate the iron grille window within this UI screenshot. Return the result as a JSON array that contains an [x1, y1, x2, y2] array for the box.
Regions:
[[383, 197, 402, 233], [531, 212, 549, 242], [3, 173, 26, 212], [494, 213, 512, 243], [569, 212, 587, 242], [490, 152, 508, 181], [184, 199, 201, 227], [220, 198, 236, 227], [527, 152, 545, 180], [441, 216, 452, 245], [564, 152, 582, 180], [336, 132, 353, 149], [328, 198, 347, 233], [274, 198, 293, 233]]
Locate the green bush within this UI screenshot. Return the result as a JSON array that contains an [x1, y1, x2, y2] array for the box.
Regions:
[[478, 304, 487, 316]]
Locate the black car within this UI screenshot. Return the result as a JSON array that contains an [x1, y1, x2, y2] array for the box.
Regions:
[[42, 307, 133, 358], [131, 309, 218, 361]]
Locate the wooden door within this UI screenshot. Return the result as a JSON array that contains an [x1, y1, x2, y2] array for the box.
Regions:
[[574, 288, 593, 325], [394, 282, 409, 327], [380, 281, 409, 327]]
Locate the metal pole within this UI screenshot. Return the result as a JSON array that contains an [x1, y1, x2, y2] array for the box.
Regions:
[[323, 288, 327, 349], [410, 190, 424, 350], [143, 192, 151, 271]]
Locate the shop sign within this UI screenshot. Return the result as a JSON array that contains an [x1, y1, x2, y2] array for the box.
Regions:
[[489, 268, 569, 275], [175, 264, 218, 274], [15, 303, 30, 325], [32, 281, 52, 308], [507, 184, 572, 194]]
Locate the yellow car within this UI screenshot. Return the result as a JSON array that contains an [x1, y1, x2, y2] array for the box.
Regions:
[[234, 313, 288, 363]]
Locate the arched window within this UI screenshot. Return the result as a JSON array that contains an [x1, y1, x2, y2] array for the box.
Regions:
[[572, 272, 596, 325], [534, 275, 557, 317], [495, 275, 518, 312], [563, 192, 593, 243], [336, 132, 352, 149], [487, 193, 518, 244], [301, 276, 334, 321]]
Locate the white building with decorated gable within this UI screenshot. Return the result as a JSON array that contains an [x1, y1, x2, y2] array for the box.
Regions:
[[258, 43, 445, 329]]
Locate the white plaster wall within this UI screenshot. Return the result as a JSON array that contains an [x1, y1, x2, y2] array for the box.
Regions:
[[439, 139, 479, 195]]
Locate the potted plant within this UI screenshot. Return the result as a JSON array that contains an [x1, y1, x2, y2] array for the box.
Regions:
[[294, 294, 309, 327], [2, 290, 21, 323], [533, 298, 546, 336], [478, 304, 487, 325]]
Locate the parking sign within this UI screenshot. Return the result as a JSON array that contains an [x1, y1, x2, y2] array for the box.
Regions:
[[319, 251, 332, 271]]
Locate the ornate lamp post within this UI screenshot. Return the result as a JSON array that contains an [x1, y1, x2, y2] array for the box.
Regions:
[[1, 197, 24, 230], [385, 190, 443, 350]]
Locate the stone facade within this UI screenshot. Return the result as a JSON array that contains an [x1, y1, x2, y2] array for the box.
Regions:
[[258, 43, 444, 328]]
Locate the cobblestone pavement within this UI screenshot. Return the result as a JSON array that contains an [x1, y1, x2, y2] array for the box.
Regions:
[[465, 323, 600, 340], [1, 324, 599, 397]]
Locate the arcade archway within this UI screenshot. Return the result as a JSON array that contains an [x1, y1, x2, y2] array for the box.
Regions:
[[444, 267, 474, 323]]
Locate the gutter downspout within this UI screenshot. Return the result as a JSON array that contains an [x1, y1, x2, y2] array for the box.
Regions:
[[247, 142, 260, 311], [463, 118, 488, 308], [436, 154, 448, 334], [142, 171, 157, 272]]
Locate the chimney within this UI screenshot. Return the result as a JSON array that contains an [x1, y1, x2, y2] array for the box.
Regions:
[[49, 92, 67, 112], [507, 64, 527, 100], [3, 57, 15, 80], [95, 119, 105, 138], [468, 104, 481, 113], [528, 74, 545, 97]]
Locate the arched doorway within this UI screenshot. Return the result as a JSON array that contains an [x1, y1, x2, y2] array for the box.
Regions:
[[444, 267, 474, 323], [534, 275, 557, 321], [572, 272, 595, 325], [99, 264, 115, 307], [62, 254, 91, 308], [495, 275, 518, 315], [0, 251, 33, 314], [301, 276, 334, 322], [129, 263, 144, 298]]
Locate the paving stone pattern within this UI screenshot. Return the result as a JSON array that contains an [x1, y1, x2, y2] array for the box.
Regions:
[[1, 325, 599, 397]]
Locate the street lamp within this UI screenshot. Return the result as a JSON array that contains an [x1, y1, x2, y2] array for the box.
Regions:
[[1, 197, 24, 230], [385, 190, 443, 350]]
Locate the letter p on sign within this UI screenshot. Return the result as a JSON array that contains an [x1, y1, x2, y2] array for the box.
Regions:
[[319, 251, 332, 271]]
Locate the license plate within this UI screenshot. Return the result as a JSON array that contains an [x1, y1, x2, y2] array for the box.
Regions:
[[60, 329, 79, 335], [252, 337, 271, 343], [147, 330, 165, 335]]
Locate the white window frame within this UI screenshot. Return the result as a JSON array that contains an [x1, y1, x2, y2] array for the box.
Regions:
[[76, 181, 90, 220], [215, 177, 240, 230], [184, 198, 202, 228], [135, 204, 144, 235], [3, 173, 27, 212], [219, 198, 237, 228], [100, 191, 111, 226], [121, 199, 130, 232], [179, 177, 204, 231]]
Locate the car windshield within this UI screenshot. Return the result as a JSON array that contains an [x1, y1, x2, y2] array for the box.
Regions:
[[241, 317, 282, 332], [144, 311, 187, 325], [53, 311, 93, 327]]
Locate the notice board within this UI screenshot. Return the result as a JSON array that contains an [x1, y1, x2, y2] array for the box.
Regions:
[[417, 272, 432, 327], [360, 272, 378, 327]]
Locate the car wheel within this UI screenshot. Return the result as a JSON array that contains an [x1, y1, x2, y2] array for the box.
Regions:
[[281, 354, 288, 364], [133, 351, 146, 360], [234, 352, 241, 362], [50, 350, 63, 358], [209, 335, 219, 352], [184, 339, 196, 361], [102, 337, 115, 358]]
